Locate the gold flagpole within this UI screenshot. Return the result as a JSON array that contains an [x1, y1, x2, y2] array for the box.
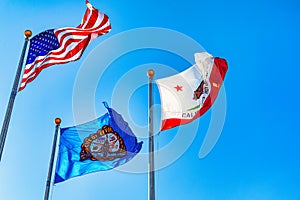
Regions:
[[44, 118, 61, 200], [147, 69, 155, 200], [0, 30, 32, 161]]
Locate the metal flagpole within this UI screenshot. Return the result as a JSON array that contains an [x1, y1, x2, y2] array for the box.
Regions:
[[44, 118, 61, 200], [147, 69, 155, 200], [0, 30, 32, 162]]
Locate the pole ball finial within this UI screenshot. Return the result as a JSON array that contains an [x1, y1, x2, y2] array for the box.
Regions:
[[24, 30, 32, 38], [147, 69, 155, 78], [55, 118, 61, 125]]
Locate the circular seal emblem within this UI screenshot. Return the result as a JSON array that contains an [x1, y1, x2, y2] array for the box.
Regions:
[[80, 125, 127, 161]]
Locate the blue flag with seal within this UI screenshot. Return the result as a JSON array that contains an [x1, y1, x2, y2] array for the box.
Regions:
[[54, 102, 143, 184]]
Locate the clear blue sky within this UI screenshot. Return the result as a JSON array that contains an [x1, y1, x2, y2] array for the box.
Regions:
[[1, 0, 300, 199]]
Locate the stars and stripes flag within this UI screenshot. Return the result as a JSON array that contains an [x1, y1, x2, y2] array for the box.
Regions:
[[155, 52, 228, 131], [18, 1, 111, 91]]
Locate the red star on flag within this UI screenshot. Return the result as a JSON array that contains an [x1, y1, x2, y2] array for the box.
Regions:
[[174, 85, 183, 92]]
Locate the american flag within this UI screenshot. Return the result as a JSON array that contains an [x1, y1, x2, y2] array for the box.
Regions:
[[19, 1, 111, 91]]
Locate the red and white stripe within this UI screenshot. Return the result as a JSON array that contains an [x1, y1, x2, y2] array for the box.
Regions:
[[19, 1, 111, 91]]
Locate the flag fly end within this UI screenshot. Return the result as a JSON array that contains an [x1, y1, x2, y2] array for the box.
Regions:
[[86, 0, 93, 9]]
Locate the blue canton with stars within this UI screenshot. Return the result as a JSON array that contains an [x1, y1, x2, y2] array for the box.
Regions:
[[26, 29, 60, 65]]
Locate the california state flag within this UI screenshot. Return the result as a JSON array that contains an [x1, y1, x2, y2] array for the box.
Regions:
[[156, 52, 228, 131]]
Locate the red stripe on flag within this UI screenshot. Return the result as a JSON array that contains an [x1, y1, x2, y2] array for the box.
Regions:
[[160, 57, 228, 131]]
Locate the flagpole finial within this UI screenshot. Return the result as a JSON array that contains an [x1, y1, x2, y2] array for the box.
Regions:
[[24, 30, 32, 39], [55, 118, 61, 125], [147, 69, 155, 78]]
